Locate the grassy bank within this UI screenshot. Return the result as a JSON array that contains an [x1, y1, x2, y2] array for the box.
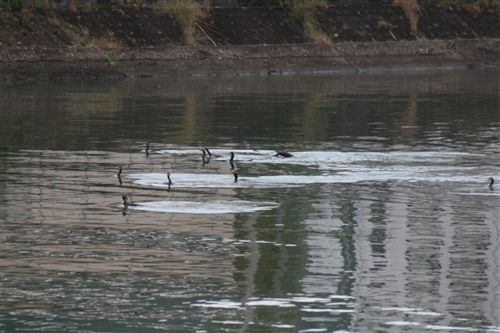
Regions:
[[1, 1, 499, 49], [0, 2, 498, 81]]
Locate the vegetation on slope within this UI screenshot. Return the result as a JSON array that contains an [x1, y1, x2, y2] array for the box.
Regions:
[[0, 0, 498, 50]]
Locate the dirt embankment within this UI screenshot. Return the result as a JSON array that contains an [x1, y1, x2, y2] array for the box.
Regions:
[[0, 4, 499, 81]]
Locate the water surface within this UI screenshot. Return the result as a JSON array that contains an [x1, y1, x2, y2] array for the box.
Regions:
[[1, 71, 499, 333]]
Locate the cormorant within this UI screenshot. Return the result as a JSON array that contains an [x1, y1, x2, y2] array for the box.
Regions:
[[117, 167, 123, 185], [275, 151, 293, 158], [122, 195, 137, 207], [229, 152, 236, 170]]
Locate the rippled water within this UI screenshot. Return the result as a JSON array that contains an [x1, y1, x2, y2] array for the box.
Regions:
[[1, 72, 499, 333]]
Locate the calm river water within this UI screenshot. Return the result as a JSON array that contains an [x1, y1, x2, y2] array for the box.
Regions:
[[1, 71, 499, 333]]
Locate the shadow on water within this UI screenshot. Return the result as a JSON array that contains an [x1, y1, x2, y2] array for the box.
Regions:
[[0, 71, 499, 332]]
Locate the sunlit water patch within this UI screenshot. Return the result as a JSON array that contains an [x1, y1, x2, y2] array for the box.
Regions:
[[148, 149, 498, 186], [123, 200, 279, 214], [157, 148, 484, 167], [191, 294, 356, 310], [450, 190, 500, 197], [129, 169, 497, 189], [376, 306, 443, 317]]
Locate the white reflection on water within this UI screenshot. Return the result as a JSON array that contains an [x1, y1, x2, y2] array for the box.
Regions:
[[123, 200, 279, 214], [377, 306, 443, 317], [191, 295, 355, 309], [157, 148, 483, 165], [130, 149, 497, 188], [386, 320, 421, 326]]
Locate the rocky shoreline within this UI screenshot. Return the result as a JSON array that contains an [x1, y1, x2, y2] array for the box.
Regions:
[[1, 38, 498, 82]]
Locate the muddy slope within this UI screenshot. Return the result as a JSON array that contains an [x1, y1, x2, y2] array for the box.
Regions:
[[315, 4, 499, 41], [0, 4, 499, 81]]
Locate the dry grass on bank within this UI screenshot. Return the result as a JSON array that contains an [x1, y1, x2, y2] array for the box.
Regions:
[[152, 0, 205, 45], [284, 0, 333, 45], [393, 0, 419, 37]]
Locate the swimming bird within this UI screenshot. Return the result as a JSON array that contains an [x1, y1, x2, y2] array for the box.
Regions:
[[228, 152, 238, 181], [145, 142, 150, 157], [488, 177, 494, 190], [122, 195, 137, 207], [201, 148, 211, 165], [275, 150, 293, 158], [229, 152, 236, 170], [117, 167, 123, 185]]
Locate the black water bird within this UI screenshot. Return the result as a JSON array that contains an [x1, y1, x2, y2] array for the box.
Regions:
[[275, 151, 293, 158], [201, 148, 211, 165], [145, 142, 150, 157], [488, 177, 494, 190], [164, 172, 173, 192], [122, 195, 137, 207], [117, 167, 123, 185], [229, 152, 236, 170], [228, 152, 238, 181]]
